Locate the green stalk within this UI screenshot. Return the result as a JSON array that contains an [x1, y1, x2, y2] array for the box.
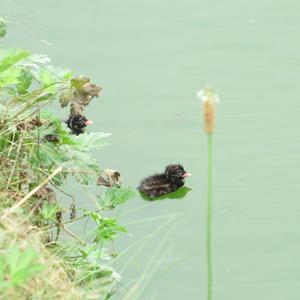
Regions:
[[207, 133, 213, 300]]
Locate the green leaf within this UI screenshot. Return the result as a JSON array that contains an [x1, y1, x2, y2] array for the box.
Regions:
[[16, 69, 33, 94], [40, 201, 60, 222], [65, 152, 99, 185], [40, 110, 59, 121], [38, 68, 57, 93], [30, 142, 66, 170], [92, 216, 127, 243], [0, 49, 30, 73], [98, 187, 136, 209], [5, 246, 43, 286], [0, 67, 21, 88], [35, 111, 76, 146], [71, 132, 111, 152], [140, 186, 192, 201], [38, 65, 71, 89], [6, 246, 21, 273]]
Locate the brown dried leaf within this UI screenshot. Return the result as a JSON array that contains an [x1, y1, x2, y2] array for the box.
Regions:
[[82, 81, 102, 97], [97, 169, 122, 188]]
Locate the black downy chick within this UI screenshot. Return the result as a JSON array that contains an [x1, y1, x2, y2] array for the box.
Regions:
[[138, 164, 191, 198], [66, 114, 93, 135]]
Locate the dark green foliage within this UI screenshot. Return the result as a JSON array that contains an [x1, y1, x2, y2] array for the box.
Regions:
[[90, 213, 128, 242], [16, 69, 33, 95]]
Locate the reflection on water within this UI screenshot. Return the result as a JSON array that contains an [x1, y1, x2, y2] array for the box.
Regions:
[[2, 0, 300, 299]]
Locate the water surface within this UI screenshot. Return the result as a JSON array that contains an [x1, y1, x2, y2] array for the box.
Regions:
[[2, 1, 300, 299]]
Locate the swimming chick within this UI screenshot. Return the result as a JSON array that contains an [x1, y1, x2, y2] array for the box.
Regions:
[[138, 164, 191, 198], [66, 114, 92, 135]]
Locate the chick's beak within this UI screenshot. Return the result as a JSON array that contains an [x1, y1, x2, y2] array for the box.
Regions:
[[85, 120, 93, 126], [182, 172, 191, 178]]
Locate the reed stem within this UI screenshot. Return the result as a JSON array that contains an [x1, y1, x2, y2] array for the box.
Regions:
[[207, 133, 213, 300]]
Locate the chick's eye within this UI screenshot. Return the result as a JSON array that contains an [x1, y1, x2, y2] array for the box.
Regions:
[[75, 117, 86, 126], [172, 170, 181, 178], [177, 172, 183, 177]]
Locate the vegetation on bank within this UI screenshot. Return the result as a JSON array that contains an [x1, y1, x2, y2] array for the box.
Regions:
[[0, 19, 136, 299]]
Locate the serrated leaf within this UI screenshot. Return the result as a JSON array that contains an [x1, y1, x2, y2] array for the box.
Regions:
[[93, 217, 128, 243], [98, 187, 136, 209], [30, 142, 66, 170], [39, 68, 57, 93], [0, 67, 21, 88], [0, 49, 30, 73], [71, 132, 111, 152], [37, 65, 71, 93], [18, 53, 51, 78], [17, 69, 33, 94], [36, 111, 76, 146], [65, 152, 99, 185]]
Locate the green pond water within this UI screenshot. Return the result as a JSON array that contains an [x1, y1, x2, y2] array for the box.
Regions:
[[2, 0, 300, 299]]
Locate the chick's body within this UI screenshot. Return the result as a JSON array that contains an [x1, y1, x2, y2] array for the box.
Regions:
[[66, 114, 92, 135], [138, 165, 190, 198], [138, 174, 184, 198]]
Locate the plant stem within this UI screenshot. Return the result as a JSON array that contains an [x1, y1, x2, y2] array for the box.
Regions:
[[207, 133, 213, 300], [63, 226, 87, 245], [1, 166, 62, 219]]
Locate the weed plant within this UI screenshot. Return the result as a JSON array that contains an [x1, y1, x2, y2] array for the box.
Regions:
[[198, 87, 218, 300], [0, 20, 136, 299]]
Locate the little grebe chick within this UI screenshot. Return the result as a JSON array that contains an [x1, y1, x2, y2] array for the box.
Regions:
[[66, 114, 92, 135], [138, 164, 191, 198]]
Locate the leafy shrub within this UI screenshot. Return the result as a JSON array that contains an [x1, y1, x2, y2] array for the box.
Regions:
[[0, 19, 136, 299]]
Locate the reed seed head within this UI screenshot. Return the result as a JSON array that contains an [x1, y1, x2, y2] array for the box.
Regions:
[[197, 87, 219, 134]]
